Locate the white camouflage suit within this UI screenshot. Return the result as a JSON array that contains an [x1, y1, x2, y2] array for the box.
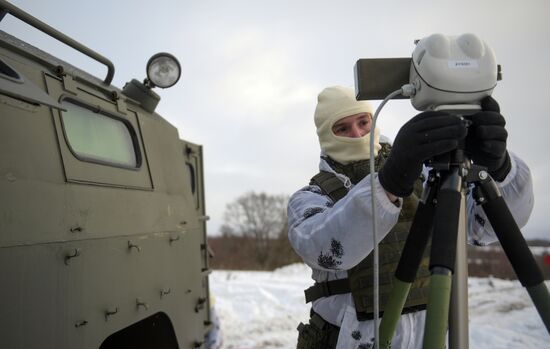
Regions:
[[287, 150, 534, 349]]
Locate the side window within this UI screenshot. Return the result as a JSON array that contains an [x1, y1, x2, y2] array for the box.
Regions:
[[183, 143, 201, 210], [0, 58, 22, 81], [186, 162, 196, 194], [61, 100, 141, 169]]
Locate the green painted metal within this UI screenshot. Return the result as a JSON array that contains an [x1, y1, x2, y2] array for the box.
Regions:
[[0, 1, 212, 348], [423, 273, 452, 349], [378, 278, 412, 349]]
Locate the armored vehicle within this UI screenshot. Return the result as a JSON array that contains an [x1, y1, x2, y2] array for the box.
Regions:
[[0, 1, 214, 348]]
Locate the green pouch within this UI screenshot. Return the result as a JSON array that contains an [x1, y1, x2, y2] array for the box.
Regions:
[[296, 312, 339, 349], [297, 322, 327, 349]]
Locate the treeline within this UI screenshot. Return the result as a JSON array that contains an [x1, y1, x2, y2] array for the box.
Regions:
[[208, 235, 550, 279], [208, 235, 301, 270], [210, 191, 550, 279], [211, 191, 300, 270]]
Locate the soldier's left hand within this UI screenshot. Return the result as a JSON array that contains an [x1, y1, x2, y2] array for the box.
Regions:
[[464, 96, 511, 181]]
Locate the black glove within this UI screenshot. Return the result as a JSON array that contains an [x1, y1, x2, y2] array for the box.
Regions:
[[379, 111, 467, 197], [464, 96, 511, 181]]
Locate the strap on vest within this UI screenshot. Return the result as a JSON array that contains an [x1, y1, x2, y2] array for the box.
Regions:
[[304, 279, 351, 303], [310, 171, 348, 203], [305, 279, 427, 319], [306, 172, 351, 304]]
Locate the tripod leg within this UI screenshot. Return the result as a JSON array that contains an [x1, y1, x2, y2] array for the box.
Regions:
[[449, 192, 469, 349], [424, 168, 463, 349], [378, 180, 437, 349], [475, 176, 550, 334]]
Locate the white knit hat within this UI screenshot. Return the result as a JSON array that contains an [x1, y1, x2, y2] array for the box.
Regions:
[[314, 86, 381, 164]]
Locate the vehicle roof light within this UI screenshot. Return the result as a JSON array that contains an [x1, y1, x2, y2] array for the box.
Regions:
[[146, 53, 181, 89]]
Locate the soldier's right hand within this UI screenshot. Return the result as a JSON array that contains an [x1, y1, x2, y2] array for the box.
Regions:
[[378, 111, 467, 197]]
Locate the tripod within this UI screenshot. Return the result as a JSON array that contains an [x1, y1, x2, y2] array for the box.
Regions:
[[377, 148, 550, 349]]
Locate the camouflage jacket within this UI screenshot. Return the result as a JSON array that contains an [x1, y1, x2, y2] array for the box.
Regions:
[[287, 146, 534, 349]]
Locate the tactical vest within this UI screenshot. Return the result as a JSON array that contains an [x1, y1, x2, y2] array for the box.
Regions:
[[306, 143, 431, 321]]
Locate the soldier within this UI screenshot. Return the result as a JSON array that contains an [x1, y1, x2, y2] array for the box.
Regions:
[[287, 86, 534, 349]]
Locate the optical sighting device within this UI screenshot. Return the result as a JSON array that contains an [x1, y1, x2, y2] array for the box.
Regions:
[[355, 33, 502, 113]]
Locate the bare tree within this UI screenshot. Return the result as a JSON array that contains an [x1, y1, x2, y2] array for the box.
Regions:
[[221, 191, 289, 268]]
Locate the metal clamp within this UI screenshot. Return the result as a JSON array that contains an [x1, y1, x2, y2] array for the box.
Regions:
[[62, 74, 78, 95], [128, 241, 141, 252], [69, 226, 83, 233], [111, 90, 127, 115], [104, 307, 118, 321], [136, 299, 149, 310], [74, 320, 88, 328], [198, 215, 210, 222], [64, 248, 81, 265], [195, 297, 207, 313], [160, 288, 171, 299]]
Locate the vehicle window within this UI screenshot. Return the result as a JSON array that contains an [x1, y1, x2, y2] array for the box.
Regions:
[[61, 100, 139, 168], [0, 59, 22, 81], [186, 162, 196, 194]]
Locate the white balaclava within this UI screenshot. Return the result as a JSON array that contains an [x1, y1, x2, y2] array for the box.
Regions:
[[314, 86, 381, 164]]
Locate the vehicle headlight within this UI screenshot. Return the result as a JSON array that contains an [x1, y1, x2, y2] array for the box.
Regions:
[[146, 52, 181, 89]]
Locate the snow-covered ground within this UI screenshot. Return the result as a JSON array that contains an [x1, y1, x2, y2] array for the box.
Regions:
[[210, 263, 550, 349]]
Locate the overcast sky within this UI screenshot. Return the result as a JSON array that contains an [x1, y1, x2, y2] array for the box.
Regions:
[[3, 0, 549, 240]]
